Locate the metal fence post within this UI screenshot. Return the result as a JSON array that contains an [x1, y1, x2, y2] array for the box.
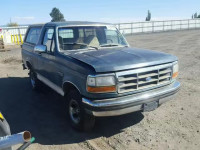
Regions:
[[16, 35, 20, 45], [142, 22, 144, 33], [18, 28, 21, 43], [163, 21, 164, 32], [11, 35, 13, 43], [171, 20, 173, 31], [152, 21, 154, 33], [131, 23, 133, 35], [118, 24, 120, 32], [20, 34, 23, 44], [13, 35, 16, 43]]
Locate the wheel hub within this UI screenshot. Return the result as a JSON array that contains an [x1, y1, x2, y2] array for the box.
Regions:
[[69, 100, 81, 124]]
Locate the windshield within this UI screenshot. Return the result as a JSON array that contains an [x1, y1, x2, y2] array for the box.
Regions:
[[58, 26, 128, 51]]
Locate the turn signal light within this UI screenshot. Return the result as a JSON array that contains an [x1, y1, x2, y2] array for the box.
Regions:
[[172, 72, 178, 78], [87, 86, 116, 93]]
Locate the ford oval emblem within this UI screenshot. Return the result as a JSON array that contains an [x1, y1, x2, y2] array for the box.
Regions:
[[146, 77, 152, 82]]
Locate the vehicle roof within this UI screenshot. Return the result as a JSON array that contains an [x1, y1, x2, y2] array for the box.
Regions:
[[29, 21, 112, 27]]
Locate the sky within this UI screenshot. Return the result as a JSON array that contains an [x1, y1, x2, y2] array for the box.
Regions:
[[0, 0, 200, 25]]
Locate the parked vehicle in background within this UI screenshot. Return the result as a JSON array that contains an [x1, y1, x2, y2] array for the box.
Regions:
[[21, 21, 180, 131]]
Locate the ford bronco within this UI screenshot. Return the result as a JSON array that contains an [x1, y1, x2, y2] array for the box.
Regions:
[[21, 21, 180, 131]]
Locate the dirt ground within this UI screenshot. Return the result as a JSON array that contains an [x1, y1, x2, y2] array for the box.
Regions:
[[0, 30, 200, 150]]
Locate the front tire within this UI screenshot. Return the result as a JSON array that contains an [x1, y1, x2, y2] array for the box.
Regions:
[[66, 90, 95, 131]]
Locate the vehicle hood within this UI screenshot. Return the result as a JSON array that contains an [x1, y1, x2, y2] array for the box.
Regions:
[[64, 47, 177, 73]]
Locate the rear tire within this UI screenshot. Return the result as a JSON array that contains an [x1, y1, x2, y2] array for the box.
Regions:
[[29, 69, 41, 91], [66, 90, 95, 131]]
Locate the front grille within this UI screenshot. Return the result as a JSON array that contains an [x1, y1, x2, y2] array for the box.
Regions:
[[116, 63, 173, 93]]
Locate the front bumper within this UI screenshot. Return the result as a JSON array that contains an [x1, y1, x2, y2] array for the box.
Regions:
[[82, 81, 180, 117]]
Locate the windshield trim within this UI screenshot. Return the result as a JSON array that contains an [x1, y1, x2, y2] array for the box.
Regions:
[[56, 25, 130, 53]]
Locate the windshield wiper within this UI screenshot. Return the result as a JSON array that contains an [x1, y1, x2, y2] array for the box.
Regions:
[[100, 43, 129, 48], [100, 44, 121, 47], [62, 42, 98, 50]]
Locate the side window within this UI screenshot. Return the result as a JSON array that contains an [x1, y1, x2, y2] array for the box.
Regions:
[[58, 29, 74, 38], [85, 28, 96, 37], [43, 28, 55, 53], [79, 29, 84, 38], [105, 29, 119, 44], [25, 27, 41, 44], [58, 29, 74, 48]]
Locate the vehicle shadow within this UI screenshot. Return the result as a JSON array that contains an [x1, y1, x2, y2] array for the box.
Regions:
[[0, 77, 144, 145]]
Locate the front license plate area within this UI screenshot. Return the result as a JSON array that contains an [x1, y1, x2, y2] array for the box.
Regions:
[[143, 101, 158, 112]]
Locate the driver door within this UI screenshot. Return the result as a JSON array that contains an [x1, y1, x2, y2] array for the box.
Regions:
[[37, 27, 55, 82]]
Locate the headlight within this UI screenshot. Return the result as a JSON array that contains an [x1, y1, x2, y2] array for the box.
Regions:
[[172, 61, 179, 79], [87, 75, 116, 93]]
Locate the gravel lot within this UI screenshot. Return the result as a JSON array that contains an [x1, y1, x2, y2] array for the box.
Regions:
[[0, 30, 200, 150]]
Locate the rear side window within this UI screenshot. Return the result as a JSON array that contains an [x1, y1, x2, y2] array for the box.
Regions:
[[25, 27, 41, 44]]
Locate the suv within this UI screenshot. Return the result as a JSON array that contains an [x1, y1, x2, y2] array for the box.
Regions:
[[22, 21, 180, 131]]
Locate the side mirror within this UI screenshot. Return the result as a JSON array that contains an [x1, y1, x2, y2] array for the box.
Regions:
[[34, 45, 46, 54]]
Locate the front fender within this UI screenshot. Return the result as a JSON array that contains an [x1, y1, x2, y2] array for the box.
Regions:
[[62, 71, 87, 95]]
